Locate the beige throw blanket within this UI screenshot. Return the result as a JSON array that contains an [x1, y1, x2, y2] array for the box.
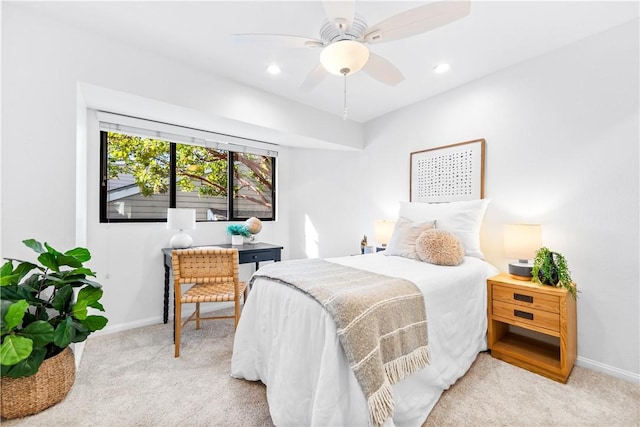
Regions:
[[251, 259, 430, 426]]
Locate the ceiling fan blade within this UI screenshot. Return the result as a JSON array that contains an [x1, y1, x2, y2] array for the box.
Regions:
[[362, 53, 404, 86], [364, 0, 471, 44], [300, 64, 329, 92], [231, 34, 324, 49], [322, 0, 356, 33]]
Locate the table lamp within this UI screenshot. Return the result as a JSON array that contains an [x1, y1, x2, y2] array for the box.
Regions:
[[374, 220, 396, 247], [504, 224, 542, 280], [167, 208, 196, 248]]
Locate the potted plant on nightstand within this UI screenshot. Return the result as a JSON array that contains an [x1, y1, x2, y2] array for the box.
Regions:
[[0, 239, 108, 419], [531, 246, 578, 298], [227, 224, 251, 245]]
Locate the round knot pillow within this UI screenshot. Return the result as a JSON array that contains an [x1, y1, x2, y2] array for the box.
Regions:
[[415, 229, 465, 266]]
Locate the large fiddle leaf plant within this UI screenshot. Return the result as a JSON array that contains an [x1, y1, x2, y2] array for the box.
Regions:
[[0, 239, 108, 378]]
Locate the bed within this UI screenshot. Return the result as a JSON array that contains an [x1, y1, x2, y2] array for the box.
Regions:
[[231, 198, 497, 426]]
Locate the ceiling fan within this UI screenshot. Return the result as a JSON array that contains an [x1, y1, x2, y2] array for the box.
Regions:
[[232, 0, 471, 91]]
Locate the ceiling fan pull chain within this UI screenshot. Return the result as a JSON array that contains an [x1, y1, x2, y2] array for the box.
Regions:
[[343, 71, 348, 120]]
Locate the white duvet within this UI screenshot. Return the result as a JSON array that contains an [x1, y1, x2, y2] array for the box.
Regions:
[[231, 253, 498, 426]]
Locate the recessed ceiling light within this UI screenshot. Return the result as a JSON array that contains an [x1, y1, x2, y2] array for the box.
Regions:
[[433, 63, 450, 74], [266, 64, 281, 75]]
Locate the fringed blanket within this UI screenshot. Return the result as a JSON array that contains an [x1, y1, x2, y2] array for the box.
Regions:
[[250, 259, 430, 426]]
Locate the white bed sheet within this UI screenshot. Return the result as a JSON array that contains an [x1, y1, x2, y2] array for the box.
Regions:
[[231, 253, 498, 426]]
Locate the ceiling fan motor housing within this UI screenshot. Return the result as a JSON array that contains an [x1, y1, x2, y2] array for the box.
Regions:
[[320, 15, 368, 44]]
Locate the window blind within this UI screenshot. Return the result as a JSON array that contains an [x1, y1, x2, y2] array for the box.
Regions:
[[97, 111, 278, 157]]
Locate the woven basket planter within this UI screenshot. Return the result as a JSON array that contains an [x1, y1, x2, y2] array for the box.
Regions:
[[1, 347, 76, 419]]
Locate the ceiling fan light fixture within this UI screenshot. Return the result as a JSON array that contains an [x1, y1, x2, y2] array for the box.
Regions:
[[320, 40, 370, 76]]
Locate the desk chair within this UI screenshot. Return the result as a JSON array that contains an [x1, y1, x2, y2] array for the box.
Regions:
[[171, 248, 247, 357]]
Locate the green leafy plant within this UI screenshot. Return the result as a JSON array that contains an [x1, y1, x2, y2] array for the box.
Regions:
[[226, 224, 251, 237], [531, 247, 577, 299], [0, 239, 108, 378]]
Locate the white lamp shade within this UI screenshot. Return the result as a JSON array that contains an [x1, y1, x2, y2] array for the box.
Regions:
[[504, 224, 542, 261], [320, 40, 370, 76], [167, 208, 196, 231], [374, 220, 396, 246]]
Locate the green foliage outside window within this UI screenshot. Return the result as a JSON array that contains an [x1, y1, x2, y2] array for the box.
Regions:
[[104, 131, 274, 220], [175, 144, 228, 198], [107, 133, 173, 197]]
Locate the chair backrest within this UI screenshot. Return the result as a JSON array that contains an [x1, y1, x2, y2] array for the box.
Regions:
[[172, 248, 239, 285]]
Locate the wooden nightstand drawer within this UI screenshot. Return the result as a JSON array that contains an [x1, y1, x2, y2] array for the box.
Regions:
[[492, 284, 559, 314], [492, 300, 560, 334]]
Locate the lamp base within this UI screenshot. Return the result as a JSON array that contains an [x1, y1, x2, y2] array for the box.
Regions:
[[170, 232, 193, 249], [509, 261, 533, 281]]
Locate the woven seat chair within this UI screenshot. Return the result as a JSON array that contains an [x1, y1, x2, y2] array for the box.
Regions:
[[171, 248, 247, 357]]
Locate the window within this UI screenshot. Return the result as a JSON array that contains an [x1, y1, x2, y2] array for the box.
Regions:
[[100, 128, 276, 223]]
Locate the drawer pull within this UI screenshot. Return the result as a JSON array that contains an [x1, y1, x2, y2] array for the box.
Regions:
[[514, 293, 533, 303], [514, 310, 534, 320]]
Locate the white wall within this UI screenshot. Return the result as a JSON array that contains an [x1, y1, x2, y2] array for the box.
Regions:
[[290, 20, 639, 380], [287, 147, 368, 259], [1, 4, 358, 332]]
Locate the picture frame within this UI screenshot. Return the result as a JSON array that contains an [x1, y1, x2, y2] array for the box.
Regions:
[[410, 139, 485, 202]]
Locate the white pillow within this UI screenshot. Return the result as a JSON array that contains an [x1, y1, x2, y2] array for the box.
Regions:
[[383, 217, 435, 260], [398, 199, 490, 259]]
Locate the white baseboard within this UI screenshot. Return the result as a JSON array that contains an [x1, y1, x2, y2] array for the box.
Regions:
[[576, 356, 640, 384], [94, 315, 165, 336], [72, 342, 86, 368], [91, 302, 236, 337]]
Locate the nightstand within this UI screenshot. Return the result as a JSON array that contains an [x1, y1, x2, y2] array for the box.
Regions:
[[487, 273, 577, 383]]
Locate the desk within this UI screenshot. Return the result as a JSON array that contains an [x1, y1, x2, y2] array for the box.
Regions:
[[161, 242, 283, 324]]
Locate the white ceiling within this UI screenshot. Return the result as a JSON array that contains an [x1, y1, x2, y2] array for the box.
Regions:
[[15, 1, 639, 123]]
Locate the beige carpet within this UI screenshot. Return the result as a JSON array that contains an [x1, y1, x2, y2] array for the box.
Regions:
[[3, 315, 639, 427]]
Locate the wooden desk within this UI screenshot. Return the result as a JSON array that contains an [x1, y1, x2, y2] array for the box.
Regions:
[[161, 242, 283, 324]]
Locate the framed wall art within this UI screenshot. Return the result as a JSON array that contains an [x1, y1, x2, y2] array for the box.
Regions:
[[410, 139, 485, 202]]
